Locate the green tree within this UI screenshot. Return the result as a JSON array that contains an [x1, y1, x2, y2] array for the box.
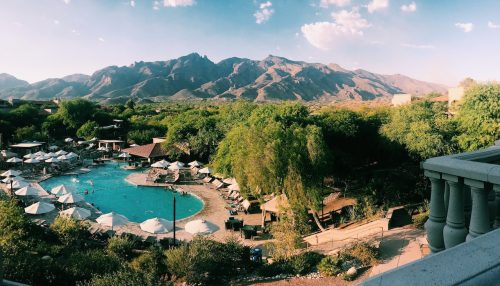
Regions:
[[57, 99, 97, 130], [77, 121, 99, 140], [50, 216, 89, 246]]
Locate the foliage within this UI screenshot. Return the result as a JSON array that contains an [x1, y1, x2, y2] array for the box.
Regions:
[[77, 121, 100, 140], [318, 256, 343, 276], [127, 128, 165, 145], [65, 249, 123, 282], [129, 247, 167, 286], [78, 269, 156, 286], [0, 199, 31, 253], [268, 213, 307, 260], [455, 83, 500, 151], [287, 251, 325, 275], [58, 99, 98, 130], [340, 242, 379, 266], [50, 216, 89, 246], [107, 236, 136, 260], [413, 212, 429, 229]]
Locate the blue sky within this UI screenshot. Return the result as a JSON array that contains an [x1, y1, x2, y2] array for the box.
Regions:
[[1, 0, 500, 85]]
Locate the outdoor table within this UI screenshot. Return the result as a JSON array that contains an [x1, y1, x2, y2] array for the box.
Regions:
[[241, 225, 257, 239]]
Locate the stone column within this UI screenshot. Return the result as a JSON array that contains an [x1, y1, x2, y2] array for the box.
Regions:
[[424, 171, 446, 253], [466, 179, 490, 241], [464, 185, 472, 228], [444, 182, 450, 214], [487, 184, 495, 228], [443, 175, 467, 249], [493, 185, 500, 229]]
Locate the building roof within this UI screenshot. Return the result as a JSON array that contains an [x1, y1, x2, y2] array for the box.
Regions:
[[261, 194, 289, 213], [10, 142, 45, 148], [122, 143, 166, 159], [98, 140, 124, 143], [430, 95, 449, 102]]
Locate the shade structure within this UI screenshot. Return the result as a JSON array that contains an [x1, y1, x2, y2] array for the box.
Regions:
[[60, 207, 91, 220], [188, 160, 203, 167], [24, 158, 40, 164], [51, 185, 69, 196], [35, 156, 49, 161], [66, 152, 78, 158], [185, 219, 216, 235], [228, 183, 240, 191], [168, 161, 185, 170], [97, 146, 108, 151], [198, 167, 212, 174], [48, 145, 59, 151], [151, 160, 170, 168], [57, 155, 69, 160], [64, 138, 74, 143], [2, 176, 25, 183], [15, 186, 49, 196], [46, 152, 57, 157], [11, 180, 29, 189], [23, 153, 35, 159], [55, 150, 67, 155], [223, 178, 237, 185], [1, 169, 22, 177], [96, 212, 129, 229], [34, 151, 46, 157], [7, 157, 23, 163], [118, 153, 130, 158], [45, 157, 60, 163], [140, 217, 174, 234], [58, 193, 84, 204], [25, 202, 55, 215]]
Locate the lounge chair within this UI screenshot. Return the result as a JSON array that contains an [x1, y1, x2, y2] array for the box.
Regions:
[[202, 176, 213, 183]]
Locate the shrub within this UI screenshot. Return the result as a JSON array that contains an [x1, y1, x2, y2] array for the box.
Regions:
[[340, 242, 379, 266], [413, 212, 429, 229], [107, 236, 136, 260], [129, 247, 167, 285], [65, 249, 123, 282], [288, 251, 325, 275], [255, 261, 292, 277], [50, 216, 89, 246], [78, 269, 159, 286], [318, 256, 343, 276]]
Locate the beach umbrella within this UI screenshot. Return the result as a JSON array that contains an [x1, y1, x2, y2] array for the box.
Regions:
[[25, 202, 55, 215], [96, 212, 129, 230], [34, 151, 46, 157], [64, 138, 74, 143], [118, 153, 130, 158], [7, 157, 23, 163], [51, 185, 69, 196], [1, 169, 22, 177], [188, 160, 203, 168], [223, 178, 237, 185], [60, 207, 91, 220], [23, 153, 35, 159], [2, 176, 25, 183], [140, 217, 174, 234], [228, 183, 240, 191], [45, 157, 60, 163], [198, 167, 212, 174], [24, 158, 40, 164], [15, 186, 49, 197], [151, 160, 170, 168], [55, 150, 67, 155], [57, 155, 69, 160], [35, 156, 47, 161], [46, 152, 57, 157], [58, 193, 84, 204], [11, 180, 29, 189], [185, 219, 216, 235], [66, 152, 78, 158], [168, 161, 184, 170]]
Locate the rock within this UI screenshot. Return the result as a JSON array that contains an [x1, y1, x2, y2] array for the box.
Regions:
[[346, 266, 357, 276], [41, 255, 52, 261]]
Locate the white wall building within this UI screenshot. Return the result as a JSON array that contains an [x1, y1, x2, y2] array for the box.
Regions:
[[391, 94, 412, 107]]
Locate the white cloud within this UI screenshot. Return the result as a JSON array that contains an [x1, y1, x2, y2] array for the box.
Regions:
[[163, 0, 195, 7], [63, 0, 70, 4], [153, 1, 160, 10], [130, 0, 136, 7], [301, 8, 371, 50], [98, 37, 105, 42], [488, 21, 500, 29], [401, 43, 435, 49], [319, 0, 351, 8], [455, 22, 473, 33], [367, 0, 389, 13], [254, 1, 274, 24], [53, 19, 60, 25], [400, 2, 416, 12]]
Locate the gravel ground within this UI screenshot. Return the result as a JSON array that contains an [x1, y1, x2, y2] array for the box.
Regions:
[[243, 270, 370, 286]]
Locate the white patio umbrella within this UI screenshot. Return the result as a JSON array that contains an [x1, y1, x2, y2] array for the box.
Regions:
[[51, 185, 69, 196], [188, 160, 203, 167], [55, 150, 67, 155], [2, 176, 22, 184], [185, 219, 216, 235], [48, 145, 59, 151], [60, 207, 91, 220], [118, 153, 130, 158], [140, 217, 174, 234], [228, 183, 240, 191], [58, 193, 85, 204], [151, 160, 170, 168], [96, 212, 129, 230], [25, 202, 55, 215], [57, 155, 69, 160], [66, 152, 78, 158], [198, 167, 212, 174], [45, 157, 60, 163], [6, 157, 23, 163], [46, 152, 57, 157], [1, 169, 22, 177], [168, 161, 184, 170], [223, 178, 237, 185], [11, 180, 29, 189], [35, 156, 48, 161], [24, 158, 40, 164], [23, 153, 35, 159], [34, 151, 46, 157], [64, 138, 74, 143], [15, 186, 49, 197]]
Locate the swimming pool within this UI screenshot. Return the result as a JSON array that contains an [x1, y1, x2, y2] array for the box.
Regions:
[[40, 162, 204, 222]]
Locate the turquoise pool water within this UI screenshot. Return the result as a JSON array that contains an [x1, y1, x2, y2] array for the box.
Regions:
[[40, 162, 204, 222]]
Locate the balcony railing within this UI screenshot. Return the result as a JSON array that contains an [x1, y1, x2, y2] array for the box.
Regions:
[[422, 142, 500, 253]]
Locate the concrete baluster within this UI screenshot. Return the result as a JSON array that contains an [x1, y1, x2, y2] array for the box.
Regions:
[[424, 171, 446, 253], [466, 179, 490, 241], [443, 175, 467, 248], [487, 184, 495, 228], [493, 185, 500, 229], [463, 185, 472, 228], [444, 182, 450, 214]]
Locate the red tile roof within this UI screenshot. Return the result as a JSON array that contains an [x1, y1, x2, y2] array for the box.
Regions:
[[122, 143, 166, 158]]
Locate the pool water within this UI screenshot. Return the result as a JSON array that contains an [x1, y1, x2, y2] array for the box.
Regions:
[[40, 162, 204, 222]]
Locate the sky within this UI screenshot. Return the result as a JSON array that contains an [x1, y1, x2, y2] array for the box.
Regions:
[[1, 0, 500, 86]]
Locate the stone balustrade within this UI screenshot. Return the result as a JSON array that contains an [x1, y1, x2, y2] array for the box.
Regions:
[[423, 143, 500, 253]]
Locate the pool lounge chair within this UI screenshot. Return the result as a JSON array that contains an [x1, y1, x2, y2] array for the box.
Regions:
[[202, 176, 213, 183]]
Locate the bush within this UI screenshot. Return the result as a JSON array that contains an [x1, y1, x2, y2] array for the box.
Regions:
[[413, 212, 429, 229], [288, 251, 325, 275], [318, 256, 343, 276], [107, 237, 136, 260], [255, 261, 292, 277], [78, 269, 159, 286], [129, 247, 167, 285], [65, 249, 123, 282], [340, 242, 379, 266], [50, 216, 89, 246]]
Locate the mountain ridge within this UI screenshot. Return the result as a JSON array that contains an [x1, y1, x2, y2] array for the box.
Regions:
[[0, 53, 447, 104]]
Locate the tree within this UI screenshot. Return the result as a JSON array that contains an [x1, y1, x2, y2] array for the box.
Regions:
[[0, 199, 31, 253], [50, 216, 89, 246], [77, 121, 99, 140], [455, 83, 500, 151], [42, 114, 67, 139], [57, 99, 97, 130]]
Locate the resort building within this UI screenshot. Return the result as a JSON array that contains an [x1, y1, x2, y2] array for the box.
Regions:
[[9, 141, 46, 156], [122, 142, 167, 163], [97, 140, 125, 152], [391, 93, 412, 107]]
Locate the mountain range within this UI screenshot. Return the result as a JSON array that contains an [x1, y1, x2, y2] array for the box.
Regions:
[[0, 53, 447, 104]]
